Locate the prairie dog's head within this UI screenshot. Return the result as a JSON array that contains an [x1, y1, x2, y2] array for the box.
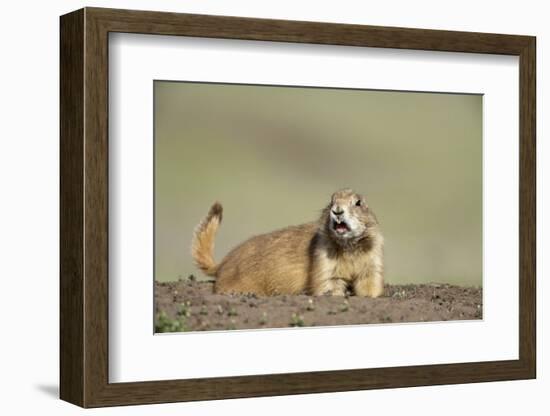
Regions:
[[322, 188, 378, 243]]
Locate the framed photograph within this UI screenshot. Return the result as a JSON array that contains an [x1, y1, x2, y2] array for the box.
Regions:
[[60, 7, 536, 408]]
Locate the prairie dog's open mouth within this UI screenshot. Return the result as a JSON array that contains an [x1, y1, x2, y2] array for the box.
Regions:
[[332, 219, 350, 235]]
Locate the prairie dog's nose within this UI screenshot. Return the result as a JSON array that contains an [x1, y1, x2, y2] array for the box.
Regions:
[[332, 206, 344, 216]]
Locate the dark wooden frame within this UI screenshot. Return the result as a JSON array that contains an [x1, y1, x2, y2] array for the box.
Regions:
[[60, 7, 536, 408]]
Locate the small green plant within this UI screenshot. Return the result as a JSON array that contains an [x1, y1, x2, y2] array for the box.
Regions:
[[290, 313, 305, 327], [259, 311, 268, 325], [155, 311, 186, 333], [339, 300, 350, 312], [475, 304, 482, 318], [199, 305, 209, 315], [177, 301, 192, 318], [392, 289, 407, 299], [227, 319, 237, 330], [227, 307, 238, 317]]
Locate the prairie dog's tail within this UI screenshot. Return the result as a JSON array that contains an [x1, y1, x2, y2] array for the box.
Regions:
[[191, 202, 223, 277]]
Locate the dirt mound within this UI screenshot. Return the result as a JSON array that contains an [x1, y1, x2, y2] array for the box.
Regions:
[[155, 279, 482, 332]]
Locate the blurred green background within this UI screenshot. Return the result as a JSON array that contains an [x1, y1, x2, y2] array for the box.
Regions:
[[155, 81, 482, 287]]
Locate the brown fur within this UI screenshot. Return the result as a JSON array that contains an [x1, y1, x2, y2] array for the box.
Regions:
[[191, 189, 384, 297]]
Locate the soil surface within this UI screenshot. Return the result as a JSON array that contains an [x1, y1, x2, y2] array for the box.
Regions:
[[155, 278, 482, 332]]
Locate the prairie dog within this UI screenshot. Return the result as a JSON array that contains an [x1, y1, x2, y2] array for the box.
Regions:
[[191, 189, 384, 297]]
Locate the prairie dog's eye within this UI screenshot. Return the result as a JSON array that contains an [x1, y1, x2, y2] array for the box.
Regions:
[[355, 200, 362, 207]]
